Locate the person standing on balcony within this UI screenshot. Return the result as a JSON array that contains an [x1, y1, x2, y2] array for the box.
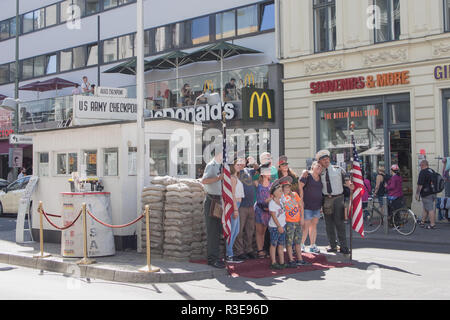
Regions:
[[71, 83, 81, 95], [81, 76, 91, 94]]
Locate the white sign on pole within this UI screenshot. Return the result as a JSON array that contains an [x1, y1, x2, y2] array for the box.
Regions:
[[73, 95, 137, 121], [95, 86, 128, 98], [10, 134, 33, 145]]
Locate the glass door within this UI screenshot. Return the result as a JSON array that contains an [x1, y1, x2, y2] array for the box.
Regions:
[[389, 130, 412, 207]]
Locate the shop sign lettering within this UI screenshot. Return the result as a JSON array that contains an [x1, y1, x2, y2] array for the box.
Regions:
[[148, 103, 237, 122], [311, 71, 409, 94], [323, 108, 380, 120], [434, 65, 450, 80], [74, 96, 137, 121]]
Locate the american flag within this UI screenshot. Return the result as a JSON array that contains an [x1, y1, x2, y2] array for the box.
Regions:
[[221, 124, 233, 245], [351, 135, 365, 238]]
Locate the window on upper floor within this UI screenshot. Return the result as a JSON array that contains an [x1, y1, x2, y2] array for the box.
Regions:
[[0, 64, 8, 85], [216, 10, 236, 40], [445, 0, 450, 32], [237, 4, 258, 36], [313, 0, 336, 53], [374, 0, 400, 43], [260, 2, 275, 31], [0, 20, 9, 40]]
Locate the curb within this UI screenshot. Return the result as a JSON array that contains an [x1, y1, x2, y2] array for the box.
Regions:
[[0, 252, 228, 283], [316, 231, 450, 247]]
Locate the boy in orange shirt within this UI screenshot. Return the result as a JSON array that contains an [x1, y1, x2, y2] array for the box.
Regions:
[[280, 176, 311, 267]]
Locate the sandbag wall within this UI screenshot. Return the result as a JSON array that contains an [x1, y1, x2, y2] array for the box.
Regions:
[[141, 176, 207, 261]]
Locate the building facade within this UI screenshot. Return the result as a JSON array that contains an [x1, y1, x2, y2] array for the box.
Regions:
[[280, 0, 450, 213], [0, 0, 283, 249]]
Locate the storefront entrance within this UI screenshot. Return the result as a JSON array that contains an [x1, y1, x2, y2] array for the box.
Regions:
[[317, 93, 413, 207]]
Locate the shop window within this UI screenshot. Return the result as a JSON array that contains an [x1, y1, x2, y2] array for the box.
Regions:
[[237, 5, 258, 36], [103, 38, 118, 63], [60, 49, 73, 72], [313, 0, 336, 53], [103, 148, 118, 176], [118, 34, 134, 60], [45, 4, 58, 27], [389, 102, 410, 126], [57, 153, 67, 175], [0, 20, 9, 40], [69, 153, 78, 174], [374, 0, 400, 43], [33, 8, 45, 30], [104, 0, 118, 10], [22, 12, 34, 34], [0, 64, 8, 85], [39, 153, 49, 177], [318, 104, 384, 174], [150, 140, 169, 176], [83, 150, 97, 176], [73, 45, 87, 69], [216, 10, 236, 39], [86, 43, 98, 66], [260, 2, 275, 31], [86, 0, 100, 15]]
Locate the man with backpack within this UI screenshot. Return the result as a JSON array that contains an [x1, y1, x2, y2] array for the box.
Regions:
[[416, 160, 444, 229]]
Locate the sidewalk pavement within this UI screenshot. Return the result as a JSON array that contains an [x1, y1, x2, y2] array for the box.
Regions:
[[0, 217, 227, 284], [316, 216, 450, 246], [1, 216, 449, 284]]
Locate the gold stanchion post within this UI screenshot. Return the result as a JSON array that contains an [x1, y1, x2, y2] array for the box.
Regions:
[[33, 201, 51, 259], [76, 203, 96, 265], [139, 205, 159, 273]]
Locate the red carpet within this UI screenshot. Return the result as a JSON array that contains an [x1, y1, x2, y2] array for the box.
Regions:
[[191, 253, 352, 279]]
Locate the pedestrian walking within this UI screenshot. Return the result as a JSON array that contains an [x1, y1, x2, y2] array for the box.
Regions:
[[226, 159, 245, 264], [299, 160, 323, 254], [254, 165, 272, 258], [416, 160, 437, 229], [268, 182, 286, 270], [201, 152, 225, 269], [373, 166, 387, 205]]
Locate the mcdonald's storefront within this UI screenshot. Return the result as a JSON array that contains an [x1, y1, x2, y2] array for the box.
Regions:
[[144, 63, 285, 176]]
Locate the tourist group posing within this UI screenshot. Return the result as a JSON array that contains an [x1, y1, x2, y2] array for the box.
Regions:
[[201, 150, 355, 270]]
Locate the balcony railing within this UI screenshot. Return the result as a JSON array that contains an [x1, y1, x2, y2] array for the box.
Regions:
[[18, 65, 269, 131]]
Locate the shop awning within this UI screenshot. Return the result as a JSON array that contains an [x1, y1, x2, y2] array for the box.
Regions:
[[359, 146, 385, 156]]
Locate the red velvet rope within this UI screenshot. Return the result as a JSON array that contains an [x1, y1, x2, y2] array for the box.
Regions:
[[41, 209, 82, 231], [86, 210, 144, 229]]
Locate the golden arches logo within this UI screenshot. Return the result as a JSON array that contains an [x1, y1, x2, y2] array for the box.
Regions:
[[244, 73, 255, 87], [249, 91, 272, 119], [203, 80, 214, 92]]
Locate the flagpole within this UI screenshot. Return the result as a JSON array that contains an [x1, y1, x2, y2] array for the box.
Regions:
[[349, 121, 355, 262]]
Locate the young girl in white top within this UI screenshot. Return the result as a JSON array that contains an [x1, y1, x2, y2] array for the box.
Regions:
[[226, 159, 246, 263]]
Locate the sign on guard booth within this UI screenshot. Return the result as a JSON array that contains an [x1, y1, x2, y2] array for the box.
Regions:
[[73, 95, 137, 125]]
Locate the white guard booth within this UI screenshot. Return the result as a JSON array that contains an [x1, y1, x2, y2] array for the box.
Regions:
[[30, 118, 197, 249]]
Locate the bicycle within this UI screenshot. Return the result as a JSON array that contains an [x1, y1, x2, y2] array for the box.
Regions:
[[363, 196, 418, 236]]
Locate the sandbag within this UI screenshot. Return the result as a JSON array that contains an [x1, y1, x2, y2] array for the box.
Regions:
[[166, 183, 190, 192], [143, 184, 166, 192], [152, 176, 179, 186], [142, 190, 165, 197], [141, 195, 163, 203]]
